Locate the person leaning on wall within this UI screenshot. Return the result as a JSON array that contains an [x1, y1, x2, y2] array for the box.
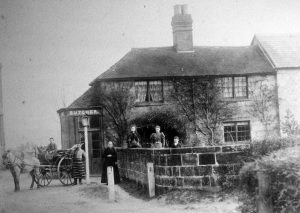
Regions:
[[150, 125, 166, 148], [127, 125, 142, 148], [170, 136, 182, 148]]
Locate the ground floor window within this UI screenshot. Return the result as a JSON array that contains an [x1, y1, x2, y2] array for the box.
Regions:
[[224, 121, 250, 142]]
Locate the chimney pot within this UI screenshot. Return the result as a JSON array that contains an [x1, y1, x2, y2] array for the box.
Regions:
[[174, 5, 181, 15], [181, 4, 188, 14]]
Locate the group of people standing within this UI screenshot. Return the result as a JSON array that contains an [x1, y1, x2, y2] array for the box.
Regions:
[[127, 125, 182, 149], [47, 124, 181, 185], [70, 141, 120, 185]]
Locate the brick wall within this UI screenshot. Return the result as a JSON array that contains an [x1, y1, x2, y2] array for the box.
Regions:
[[116, 144, 250, 194]]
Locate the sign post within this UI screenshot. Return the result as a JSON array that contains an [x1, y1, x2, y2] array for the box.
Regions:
[[107, 166, 115, 201], [82, 116, 90, 185], [147, 162, 155, 197]]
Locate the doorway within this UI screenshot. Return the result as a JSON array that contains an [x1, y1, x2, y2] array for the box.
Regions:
[[78, 115, 104, 176]]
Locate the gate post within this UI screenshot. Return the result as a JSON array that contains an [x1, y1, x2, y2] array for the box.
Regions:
[[257, 170, 273, 213], [107, 166, 115, 201], [147, 162, 155, 197]]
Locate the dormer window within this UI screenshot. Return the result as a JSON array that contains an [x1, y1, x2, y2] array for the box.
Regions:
[[135, 80, 163, 103]]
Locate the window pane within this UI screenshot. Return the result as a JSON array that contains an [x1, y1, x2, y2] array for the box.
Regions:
[[149, 81, 163, 102], [221, 77, 233, 98], [234, 77, 247, 97], [237, 123, 250, 141], [89, 116, 100, 128], [163, 81, 173, 100], [224, 124, 236, 142], [135, 81, 147, 102], [79, 132, 84, 142]]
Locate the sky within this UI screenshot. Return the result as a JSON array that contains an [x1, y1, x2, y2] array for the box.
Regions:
[[0, 0, 300, 148]]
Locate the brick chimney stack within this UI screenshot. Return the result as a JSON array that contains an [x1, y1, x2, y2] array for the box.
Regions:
[[171, 4, 193, 52]]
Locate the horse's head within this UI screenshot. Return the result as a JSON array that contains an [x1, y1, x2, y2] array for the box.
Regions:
[[2, 150, 11, 167]]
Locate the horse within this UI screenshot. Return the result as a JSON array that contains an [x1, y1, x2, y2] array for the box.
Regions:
[[2, 150, 41, 192]]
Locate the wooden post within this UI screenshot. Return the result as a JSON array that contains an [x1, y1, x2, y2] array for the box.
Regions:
[[107, 166, 115, 201], [84, 124, 90, 184], [147, 162, 155, 197], [257, 171, 273, 213]]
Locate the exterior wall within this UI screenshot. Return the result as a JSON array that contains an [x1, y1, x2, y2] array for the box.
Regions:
[[228, 75, 279, 140], [102, 74, 280, 144], [117, 144, 250, 194], [277, 68, 300, 134], [60, 116, 77, 149]]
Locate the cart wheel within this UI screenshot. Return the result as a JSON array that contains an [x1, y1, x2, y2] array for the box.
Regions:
[[38, 166, 52, 186], [57, 156, 74, 186]]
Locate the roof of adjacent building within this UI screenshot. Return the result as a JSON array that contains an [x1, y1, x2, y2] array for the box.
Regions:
[[67, 88, 95, 109], [252, 34, 300, 68], [90, 45, 274, 84]]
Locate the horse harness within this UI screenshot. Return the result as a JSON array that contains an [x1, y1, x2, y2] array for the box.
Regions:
[[4, 153, 33, 170]]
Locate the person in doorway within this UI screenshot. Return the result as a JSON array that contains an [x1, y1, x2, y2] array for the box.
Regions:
[[46, 138, 57, 153], [71, 144, 86, 185], [101, 141, 120, 184], [150, 125, 166, 148], [127, 125, 142, 148], [170, 136, 182, 148]]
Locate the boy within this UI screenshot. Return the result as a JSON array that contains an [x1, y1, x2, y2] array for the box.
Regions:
[[170, 136, 181, 148]]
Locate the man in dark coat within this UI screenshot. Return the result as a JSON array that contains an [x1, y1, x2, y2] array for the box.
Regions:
[[101, 141, 120, 184], [170, 136, 182, 148], [150, 125, 166, 148], [46, 138, 57, 152], [127, 125, 142, 148]]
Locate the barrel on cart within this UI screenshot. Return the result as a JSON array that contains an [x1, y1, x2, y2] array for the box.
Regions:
[[37, 149, 75, 186]]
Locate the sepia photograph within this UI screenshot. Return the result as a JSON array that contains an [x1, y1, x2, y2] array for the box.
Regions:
[[0, 0, 300, 212]]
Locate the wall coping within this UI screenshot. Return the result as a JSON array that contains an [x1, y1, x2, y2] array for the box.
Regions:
[[116, 144, 250, 154]]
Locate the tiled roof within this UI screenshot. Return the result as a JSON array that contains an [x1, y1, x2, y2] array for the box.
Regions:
[[90, 45, 274, 84], [253, 34, 300, 68], [67, 88, 95, 109]]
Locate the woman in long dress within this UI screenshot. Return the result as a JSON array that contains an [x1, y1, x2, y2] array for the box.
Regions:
[[72, 144, 86, 185], [101, 141, 120, 184]]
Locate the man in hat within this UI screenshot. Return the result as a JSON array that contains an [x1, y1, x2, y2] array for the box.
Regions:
[[170, 136, 182, 148], [46, 138, 57, 153], [150, 125, 166, 148]]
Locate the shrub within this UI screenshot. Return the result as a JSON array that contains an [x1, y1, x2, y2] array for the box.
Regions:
[[239, 146, 300, 213], [250, 137, 298, 157]]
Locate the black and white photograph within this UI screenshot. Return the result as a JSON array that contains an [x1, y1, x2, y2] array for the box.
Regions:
[[0, 0, 300, 212]]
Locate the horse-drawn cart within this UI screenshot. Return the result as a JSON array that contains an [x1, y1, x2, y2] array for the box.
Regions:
[[38, 149, 75, 186]]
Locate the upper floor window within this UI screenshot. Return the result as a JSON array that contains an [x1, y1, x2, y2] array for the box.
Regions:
[[134, 80, 163, 103], [221, 76, 248, 98]]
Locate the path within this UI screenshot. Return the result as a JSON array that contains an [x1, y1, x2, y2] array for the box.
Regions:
[[0, 170, 240, 213]]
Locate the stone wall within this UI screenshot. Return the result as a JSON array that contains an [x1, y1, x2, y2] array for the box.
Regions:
[[117, 144, 250, 194]]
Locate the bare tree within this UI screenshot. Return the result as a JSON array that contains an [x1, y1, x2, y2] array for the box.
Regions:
[[171, 78, 235, 145], [281, 109, 299, 136], [92, 82, 135, 146], [247, 81, 277, 136]]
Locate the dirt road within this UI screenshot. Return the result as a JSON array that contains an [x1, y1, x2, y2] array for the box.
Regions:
[[0, 170, 240, 213]]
